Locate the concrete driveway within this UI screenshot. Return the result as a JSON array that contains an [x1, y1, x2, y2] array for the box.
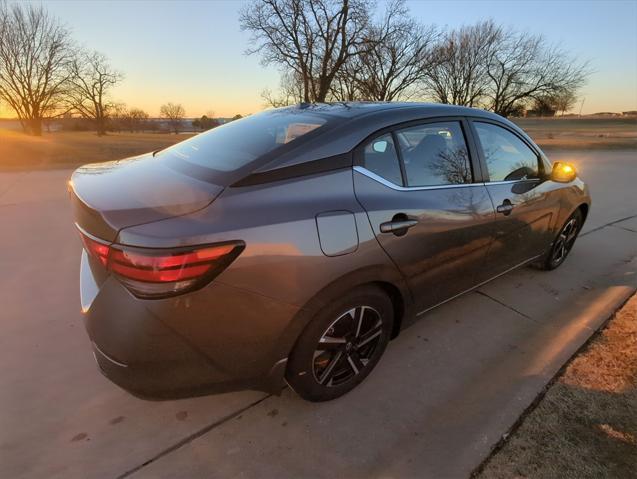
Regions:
[[1, 149, 636, 478]]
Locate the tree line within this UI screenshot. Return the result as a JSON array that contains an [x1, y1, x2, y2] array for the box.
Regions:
[[1, 1, 590, 137], [242, 0, 589, 117], [0, 2, 216, 136]]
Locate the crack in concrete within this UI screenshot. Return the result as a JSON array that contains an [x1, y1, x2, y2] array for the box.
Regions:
[[580, 213, 637, 237], [117, 395, 271, 479], [475, 290, 538, 323], [610, 224, 637, 234]]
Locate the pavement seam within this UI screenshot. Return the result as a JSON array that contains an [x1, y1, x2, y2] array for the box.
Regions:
[[116, 394, 271, 479], [475, 290, 538, 323], [610, 224, 637, 234], [580, 213, 637, 237]]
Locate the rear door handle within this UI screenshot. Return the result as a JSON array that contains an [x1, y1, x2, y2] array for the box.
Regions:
[[380, 219, 418, 234], [496, 200, 514, 216]]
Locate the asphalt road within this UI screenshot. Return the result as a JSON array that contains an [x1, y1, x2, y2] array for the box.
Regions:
[[1, 149, 636, 479]]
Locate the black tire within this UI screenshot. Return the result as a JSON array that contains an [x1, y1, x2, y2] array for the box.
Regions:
[[285, 285, 394, 402], [538, 209, 583, 270]]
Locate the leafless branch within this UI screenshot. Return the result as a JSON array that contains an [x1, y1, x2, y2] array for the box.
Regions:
[[241, 0, 374, 103], [65, 49, 123, 135], [0, 2, 74, 135]]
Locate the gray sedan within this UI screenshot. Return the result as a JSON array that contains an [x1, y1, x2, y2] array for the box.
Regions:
[[69, 102, 590, 401]]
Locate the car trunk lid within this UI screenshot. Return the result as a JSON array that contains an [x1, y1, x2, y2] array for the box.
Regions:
[[70, 153, 223, 242]]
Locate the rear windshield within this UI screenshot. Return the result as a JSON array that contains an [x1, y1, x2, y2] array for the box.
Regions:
[[156, 109, 332, 174]]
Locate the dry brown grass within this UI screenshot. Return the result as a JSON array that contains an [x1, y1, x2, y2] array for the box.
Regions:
[[476, 294, 637, 479], [514, 117, 637, 150], [0, 129, 194, 170]]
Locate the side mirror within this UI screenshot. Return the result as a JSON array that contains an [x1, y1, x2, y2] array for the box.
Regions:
[[551, 162, 577, 183]]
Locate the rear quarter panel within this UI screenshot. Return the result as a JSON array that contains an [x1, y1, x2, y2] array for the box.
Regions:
[[117, 168, 409, 367]]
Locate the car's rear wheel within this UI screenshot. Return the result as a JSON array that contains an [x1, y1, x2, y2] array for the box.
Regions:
[[286, 285, 393, 402], [539, 209, 583, 270]]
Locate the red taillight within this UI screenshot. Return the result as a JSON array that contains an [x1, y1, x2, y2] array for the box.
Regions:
[[78, 228, 243, 298], [80, 234, 109, 266]]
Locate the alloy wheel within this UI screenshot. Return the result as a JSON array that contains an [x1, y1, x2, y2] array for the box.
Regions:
[[551, 217, 579, 265], [312, 306, 384, 387]]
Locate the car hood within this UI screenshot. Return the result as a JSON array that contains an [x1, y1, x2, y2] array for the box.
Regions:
[[70, 153, 223, 242]]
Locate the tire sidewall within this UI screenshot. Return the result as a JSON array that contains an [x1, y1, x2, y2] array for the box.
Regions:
[[545, 209, 583, 270], [286, 285, 394, 402]]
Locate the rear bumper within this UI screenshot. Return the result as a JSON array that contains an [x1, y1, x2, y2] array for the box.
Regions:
[[91, 339, 288, 400], [81, 254, 300, 399]]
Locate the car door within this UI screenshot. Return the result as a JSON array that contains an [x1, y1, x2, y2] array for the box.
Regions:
[[469, 119, 561, 281], [353, 118, 495, 313]]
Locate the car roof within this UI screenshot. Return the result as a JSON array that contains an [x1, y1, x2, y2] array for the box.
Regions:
[[254, 102, 526, 174], [280, 101, 504, 122]]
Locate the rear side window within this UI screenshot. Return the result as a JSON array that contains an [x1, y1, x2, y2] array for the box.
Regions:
[[396, 121, 472, 187], [474, 122, 539, 181], [157, 110, 328, 172], [362, 133, 403, 185]]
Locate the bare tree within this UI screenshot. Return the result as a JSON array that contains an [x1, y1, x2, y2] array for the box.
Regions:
[[483, 27, 589, 117], [423, 20, 499, 107], [241, 0, 373, 102], [128, 108, 150, 130], [66, 50, 122, 136], [261, 72, 303, 108], [339, 1, 437, 101], [113, 106, 149, 132], [0, 3, 73, 135], [329, 59, 360, 101], [421, 20, 589, 116], [160, 102, 185, 133], [552, 89, 578, 116], [261, 70, 304, 107], [530, 95, 557, 116]]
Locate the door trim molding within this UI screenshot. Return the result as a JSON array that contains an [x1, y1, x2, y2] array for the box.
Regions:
[[354, 166, 542, 191], [353, 166, 483, 192]]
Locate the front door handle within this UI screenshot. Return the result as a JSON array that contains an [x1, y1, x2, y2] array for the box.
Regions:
[[380, 219, 418, 235], [496, 199, 514, 216]]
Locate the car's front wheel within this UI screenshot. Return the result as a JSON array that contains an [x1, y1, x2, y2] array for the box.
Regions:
[[539, 209, 583, 270], [286, 285, 394, 402]]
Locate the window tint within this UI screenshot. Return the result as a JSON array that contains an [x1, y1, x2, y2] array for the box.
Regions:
[[156, 110, 328, 172], [362, 133, 403, 185], [396, 121, 471, 187], [474, 122, 539, 181]]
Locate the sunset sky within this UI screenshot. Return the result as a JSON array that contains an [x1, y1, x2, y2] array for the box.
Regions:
[[1, 0, 636, 118]]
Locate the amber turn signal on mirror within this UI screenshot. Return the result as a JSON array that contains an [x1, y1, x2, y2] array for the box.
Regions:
[[551, 161, 577, 183]]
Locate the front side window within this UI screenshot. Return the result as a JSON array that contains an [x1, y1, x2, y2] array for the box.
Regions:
[[362, 133, 403, 185], [396, 121, 472, 187], [156, 109, 329, 173], [474, 122, 539, 181]]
